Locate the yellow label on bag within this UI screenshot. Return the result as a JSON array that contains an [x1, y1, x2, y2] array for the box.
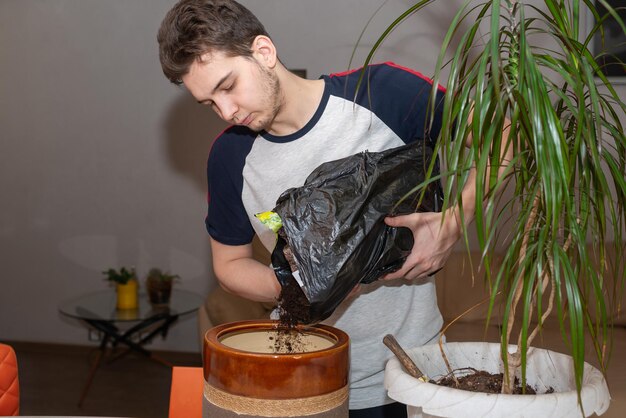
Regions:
[[255, 211, 282, 233]]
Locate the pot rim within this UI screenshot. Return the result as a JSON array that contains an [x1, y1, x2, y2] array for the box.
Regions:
[[205, 319, 349, 357], [384, 341, 610, 417], [203, 320, 351, 398]]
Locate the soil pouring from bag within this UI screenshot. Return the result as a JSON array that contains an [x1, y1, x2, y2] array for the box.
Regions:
[[272, 270, 311, 353], [276, 231, 311, 327], [270, 238, 314, 353]]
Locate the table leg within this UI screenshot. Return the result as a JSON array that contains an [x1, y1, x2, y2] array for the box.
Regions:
[[107, 315, 178, 366], [138, 315, 178, 366], [77, 313, 180, 405], [78, 333, 110, 407]]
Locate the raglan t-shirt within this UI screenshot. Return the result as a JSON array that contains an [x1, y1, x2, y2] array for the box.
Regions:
[[206, 62, 446, 409]]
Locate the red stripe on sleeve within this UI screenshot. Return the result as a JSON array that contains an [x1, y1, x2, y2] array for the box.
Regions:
[[330, 62, 446, 93]]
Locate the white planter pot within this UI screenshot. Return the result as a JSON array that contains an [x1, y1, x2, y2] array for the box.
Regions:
[[384, 342, 610, 418]]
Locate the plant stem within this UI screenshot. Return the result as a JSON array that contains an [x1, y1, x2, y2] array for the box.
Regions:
[[504, 191, 573, 393], [503, 190, 540, 393], [439, 290, 502, 387]]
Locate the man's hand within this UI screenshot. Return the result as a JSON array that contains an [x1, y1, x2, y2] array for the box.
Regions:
[[380, 111, 512, 283], [382, 210, 462, 281]]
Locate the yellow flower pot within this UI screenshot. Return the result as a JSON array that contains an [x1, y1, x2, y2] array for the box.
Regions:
[[116, 279, 138, 310]]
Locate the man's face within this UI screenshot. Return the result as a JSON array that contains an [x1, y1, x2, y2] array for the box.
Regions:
[[182, 51, 282, 132]]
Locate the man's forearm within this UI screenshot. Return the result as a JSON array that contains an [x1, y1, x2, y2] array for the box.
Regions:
[[210, 238, 281, 303], [451, 118, 513, 233], [217, 258, 281, 302]]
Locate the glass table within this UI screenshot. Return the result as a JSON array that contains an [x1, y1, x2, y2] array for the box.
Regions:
[[59, 288, 204, 407]]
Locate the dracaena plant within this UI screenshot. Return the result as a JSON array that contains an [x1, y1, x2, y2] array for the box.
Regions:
[[357, 0, 626, 396]]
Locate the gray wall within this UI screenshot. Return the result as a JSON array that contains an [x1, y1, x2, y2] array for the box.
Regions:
[[0, 0, 456, 352]]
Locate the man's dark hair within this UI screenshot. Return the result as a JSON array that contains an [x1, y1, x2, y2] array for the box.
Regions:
[[157, 0, 270, 85]]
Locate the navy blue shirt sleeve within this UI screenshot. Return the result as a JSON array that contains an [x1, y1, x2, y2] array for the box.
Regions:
[[205, 126, 256, 245]]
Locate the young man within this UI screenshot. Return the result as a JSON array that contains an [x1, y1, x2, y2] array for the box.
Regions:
[[158, 1, 481, 416]]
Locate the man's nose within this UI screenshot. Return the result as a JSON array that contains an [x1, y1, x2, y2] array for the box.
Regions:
[[216, 99, 238, 123]]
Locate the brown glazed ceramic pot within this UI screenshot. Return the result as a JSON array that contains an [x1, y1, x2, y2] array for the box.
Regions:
[[203, 320, 350, 418]]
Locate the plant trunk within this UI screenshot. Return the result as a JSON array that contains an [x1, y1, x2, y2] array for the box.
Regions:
[[502, 192, 568, 393]]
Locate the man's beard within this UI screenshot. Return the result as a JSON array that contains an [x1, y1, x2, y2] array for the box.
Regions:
[[253, 64, 283, 132]]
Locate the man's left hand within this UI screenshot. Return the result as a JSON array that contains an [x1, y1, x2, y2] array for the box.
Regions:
[[382, 210, 461, 281]]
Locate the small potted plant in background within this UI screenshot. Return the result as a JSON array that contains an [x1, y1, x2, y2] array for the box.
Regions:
[[145, 268, 179, 307], [103, 267, 138, 310]]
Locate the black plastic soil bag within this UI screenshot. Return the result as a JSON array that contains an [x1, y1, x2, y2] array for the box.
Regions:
[[271, 142, 442, 324]]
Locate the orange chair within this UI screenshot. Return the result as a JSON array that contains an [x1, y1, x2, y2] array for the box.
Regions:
[[0, 343, 19, 416], [169, 366, 203, 418]]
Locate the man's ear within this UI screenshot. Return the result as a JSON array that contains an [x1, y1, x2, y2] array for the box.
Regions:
[[251, 35, 277, 69]]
